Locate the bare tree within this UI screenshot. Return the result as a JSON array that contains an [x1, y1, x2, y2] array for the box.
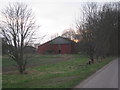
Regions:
[[61, 28, 76, 40], [77, 2, 98, 63], [0, 2, 38, 74]]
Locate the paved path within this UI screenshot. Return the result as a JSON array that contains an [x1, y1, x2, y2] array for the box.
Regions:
[[75, 59, 118, 88]]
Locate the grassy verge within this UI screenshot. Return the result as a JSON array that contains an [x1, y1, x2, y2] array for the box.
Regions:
[[2, 54, 115, 88]]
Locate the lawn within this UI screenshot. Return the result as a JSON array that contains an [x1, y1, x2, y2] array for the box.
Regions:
[[2, 54, 115, 88], [2, 54, 78, 72]]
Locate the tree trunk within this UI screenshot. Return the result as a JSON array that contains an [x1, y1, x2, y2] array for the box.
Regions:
[[19, 65, 26, 74], [91, 58, 94, 64], [18, 55, 27, 74], [90, 55, 94, 64]]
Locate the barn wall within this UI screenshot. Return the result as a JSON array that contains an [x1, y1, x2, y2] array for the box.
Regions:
[[52, 44, 59, 54], [61, 44, 71, 54], [52, 44, 71, 54], [38, 42, 51, 54], [38, 43, 74, 54]]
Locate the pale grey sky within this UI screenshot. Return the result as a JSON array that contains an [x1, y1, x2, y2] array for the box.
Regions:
[[0, 0, 119, 44]]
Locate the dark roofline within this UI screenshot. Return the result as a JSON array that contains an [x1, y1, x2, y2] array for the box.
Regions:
[[38, 40, 51, 46], [39, 36, 75, 46]]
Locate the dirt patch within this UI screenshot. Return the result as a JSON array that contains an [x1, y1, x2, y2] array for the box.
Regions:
[[2, 69, 45, 75], [2, 70, 19, 75]]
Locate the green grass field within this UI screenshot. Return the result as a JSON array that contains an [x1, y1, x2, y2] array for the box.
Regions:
[[2, 54, 115, 88]]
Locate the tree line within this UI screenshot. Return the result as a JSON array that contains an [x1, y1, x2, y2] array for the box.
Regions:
[[77, 2, 119, 63], [61, 2, 119, 63]]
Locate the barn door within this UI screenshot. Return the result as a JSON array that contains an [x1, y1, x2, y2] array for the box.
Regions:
[[58, 44, 61, 54]]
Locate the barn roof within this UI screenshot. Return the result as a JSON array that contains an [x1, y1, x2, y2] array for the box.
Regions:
[[40, 36, 75, 46], [50, 36, 75, 44]]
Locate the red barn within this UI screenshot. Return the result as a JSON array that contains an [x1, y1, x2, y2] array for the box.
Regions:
[[38, 36, 78, 54]]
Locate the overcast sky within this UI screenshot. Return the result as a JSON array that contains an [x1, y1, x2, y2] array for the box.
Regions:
[[0, 0, 119, 44]]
